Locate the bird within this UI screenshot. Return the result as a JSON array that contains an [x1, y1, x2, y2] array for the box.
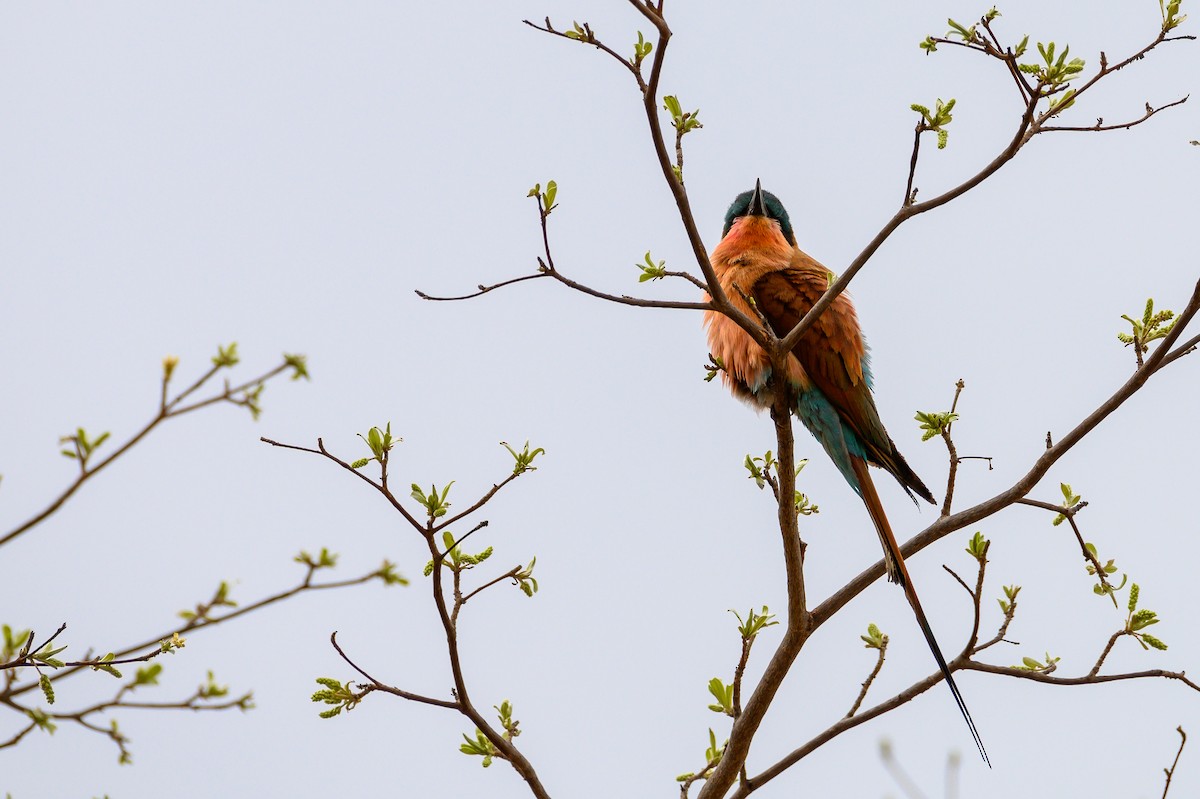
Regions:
[[703, 180, 988, 765]]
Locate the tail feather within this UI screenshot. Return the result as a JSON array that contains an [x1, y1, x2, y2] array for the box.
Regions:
[[850, 457, 990, 767]]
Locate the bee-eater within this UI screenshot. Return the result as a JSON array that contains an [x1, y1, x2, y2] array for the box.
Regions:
[[704, 180, 988, 764]]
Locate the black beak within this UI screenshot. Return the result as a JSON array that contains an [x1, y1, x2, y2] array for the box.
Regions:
[[747, 178, 767, 217]]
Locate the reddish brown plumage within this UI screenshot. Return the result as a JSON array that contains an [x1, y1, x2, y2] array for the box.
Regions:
[[704, 216, 933, 504]]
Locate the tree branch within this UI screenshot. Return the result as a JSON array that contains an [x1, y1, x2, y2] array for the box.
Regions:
[[1, 356, 302, 549]]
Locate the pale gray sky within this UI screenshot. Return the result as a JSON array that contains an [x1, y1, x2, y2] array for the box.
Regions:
[[2, 2, 1197, 797]]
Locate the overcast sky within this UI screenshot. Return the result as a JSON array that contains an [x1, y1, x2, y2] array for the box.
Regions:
[[2, 2, 1197, 797]]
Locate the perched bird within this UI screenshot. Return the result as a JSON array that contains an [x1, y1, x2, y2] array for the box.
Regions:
[[704, 180, 988, 764]]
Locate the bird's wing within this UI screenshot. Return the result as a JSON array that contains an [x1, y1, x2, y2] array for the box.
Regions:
[[753, 258, 936, 504], [752, 262, 890, 452]]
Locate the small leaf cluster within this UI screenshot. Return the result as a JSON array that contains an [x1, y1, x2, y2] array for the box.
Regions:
[[89, 653, 122, 679], [179, 581, 238, 622], [732, 606, 778, 642], [561, 20, 593, 43], [412, 482, 454, 521], [1082, 541, 1126, 607], [1084, 543, 1122, 584], [635, 251, 668, 282], [703, 354, 725, 383], [1019, 42, 1085, 106], [198, 670, 231, 700], [920, 9, 1027, 57], [1125, 583, 1168, 651], [459, 729, 500, 767], [513, 558, 538, 597], [915, 410, 959, 441], [745, 452, 819, 515], [663, 95, 702, 135], [676, 730, 727, 783], [1051, 482, 1082, 526], [1161, 0, 1188, 32], [793, 484, 818, 516], [59, 427, 110, 466], [424, 530, 493, 577], [744, 451, 777, 489], [311, 677, 363, 719], [965, 531, 990, 561], [707, 677, 735, 716], [860, 622, 888, 650], [1117, 298, 1176, 363], [283, 353, 310, 381], [2, 625, 31, 662], [502, 440, 546, 475], [29, 643, 67, 671], [997, 583, 1021, 615], [133, 663, 163, 689], [945, 16, 982, 44], [460, 701, 520, 767], [294, 548, 338, 570], [631, 30, 653, 67], [352, 422, 401, 469], [374, 559, 409, 586], [910, 97, 956, 148], [26, 707, 56, 735], [527, 180, 558, 217], [212, 342, 240, 368], [161, 632, 187, 653], [1014, 651, 1060, 673]]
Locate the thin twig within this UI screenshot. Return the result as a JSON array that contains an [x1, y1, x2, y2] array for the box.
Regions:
[[940, 379, 966, 516], [1163, 726, 1188, 799], [1015, 498, 1113, 598], [1, 358, 298, 549], [1042, 96, 1189, 132], [904, 123, 923, 206], [4, 567, 386, 700], [846, 635, 888, 718], [1089, 631, 1125, 677], [460, 567, 521, 606], [881, 741, 929, 799], [416, 192, 712, 311], [329, 632, 458, 710]]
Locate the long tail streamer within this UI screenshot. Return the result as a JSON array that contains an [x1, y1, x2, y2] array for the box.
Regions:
[[851, 457, 991, 767]]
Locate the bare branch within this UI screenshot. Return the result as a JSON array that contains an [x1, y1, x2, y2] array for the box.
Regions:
[[1163, 726, 1188, 799], [846, 635, 888, 718], [4, 566, 387, 700], [1, 357, 300, 549], [329, 631, 458, 710], [812, 279, 1200, 634], [1042, 96, 1189, 133]]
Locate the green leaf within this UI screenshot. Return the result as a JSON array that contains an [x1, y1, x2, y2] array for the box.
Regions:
[[212, 342, 240, 368], [283, 353, 310, 380], [91, 654, 122, 679], [860, 622, 886, 649]]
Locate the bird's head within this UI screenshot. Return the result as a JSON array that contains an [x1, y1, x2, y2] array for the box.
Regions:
[[721, 179, 797, 247]]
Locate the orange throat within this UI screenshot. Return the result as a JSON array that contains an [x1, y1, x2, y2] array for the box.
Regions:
[[704, 216, 806, 397]]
